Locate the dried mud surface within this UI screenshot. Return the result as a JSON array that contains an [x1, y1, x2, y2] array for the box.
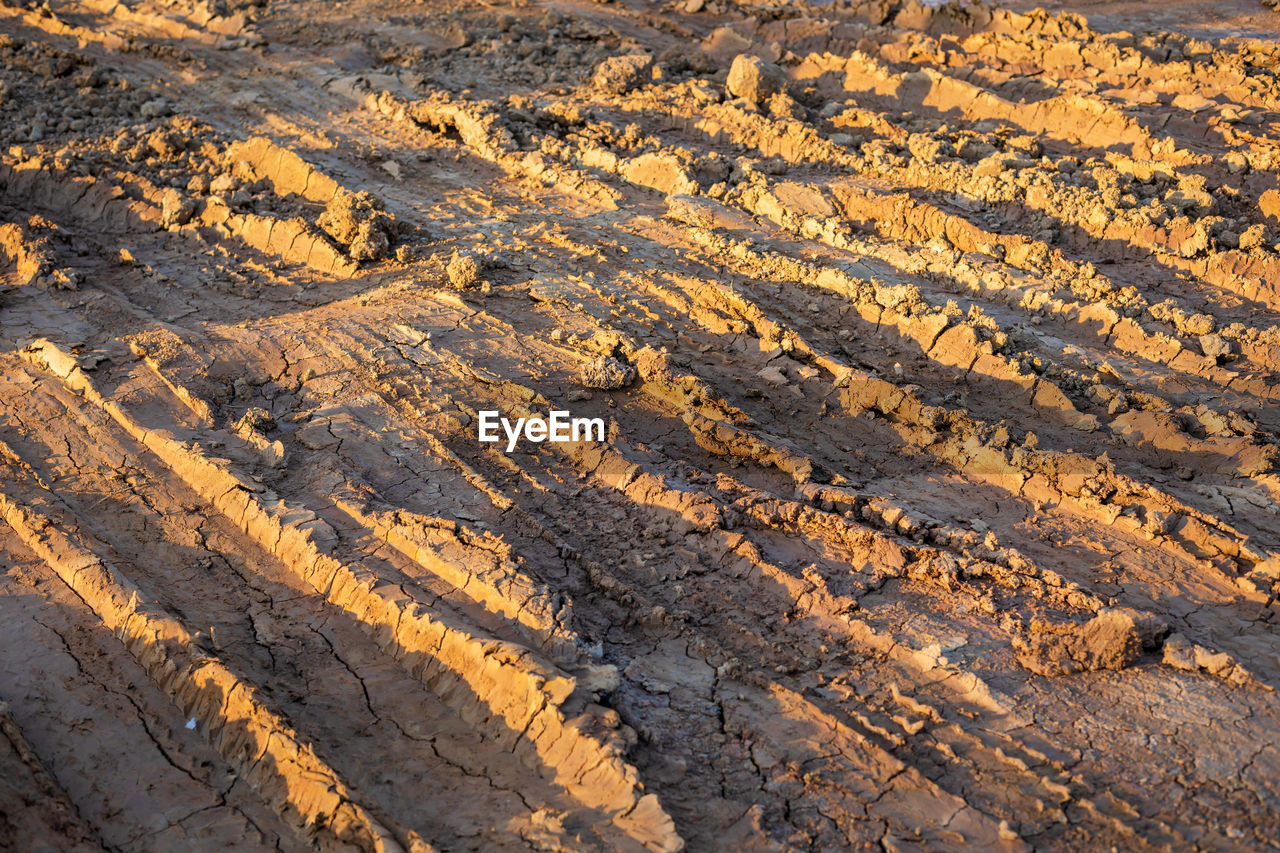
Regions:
[[1, 0, 1280, 850]]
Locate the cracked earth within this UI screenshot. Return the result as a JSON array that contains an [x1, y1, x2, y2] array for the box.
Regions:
[[1, 0, 1280, 850]]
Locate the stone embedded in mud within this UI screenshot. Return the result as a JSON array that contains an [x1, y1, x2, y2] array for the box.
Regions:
[[973, 152, 1024, 178], [1016, 607, 1166, 676], [1180, 312, 1216, 336], [1199, 333, 1233, 361], [726, 54, 787, 106], [317, 188, 396, 262], [622, 152, 700, 196], [581, 356, 636, 390], [592, 54, 653, 95]]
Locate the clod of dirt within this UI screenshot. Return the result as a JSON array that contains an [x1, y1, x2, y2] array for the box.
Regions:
[[140, 98, 172, 119], [582, 329, 630, 358], [160, 189, 196, 230], [766, 91, 804, 120], [317, 189, 396, 262], [0, 217, 75, 290], [592, 54, 653, 95], [234, 407, 276, 435], [1163, 633, 1259, 687], [1015, 607, 1167, 676], [1258, 189, 1280, 229], [1238, 223, 1267, 251], [726, 54, 787, 106], [581, 356, 636, 390], [446, 250, 483, 289]]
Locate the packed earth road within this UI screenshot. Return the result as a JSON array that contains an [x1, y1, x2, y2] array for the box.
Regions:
[[1, 0, 1280, 850]]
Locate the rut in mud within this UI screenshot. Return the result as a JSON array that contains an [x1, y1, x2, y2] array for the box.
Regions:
[[1, 0, 1280, 850]]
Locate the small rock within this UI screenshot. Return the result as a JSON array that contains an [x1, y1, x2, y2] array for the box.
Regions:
[[726, 54, 787, 105], [160, 189, 196, 229], [139, 98, 171, 119], [1199, 333, 1232, 360], [210, 173, 238, 195], [1167, 188, 1213, 211], [1143, 508, 1175, 536], [1238, 223, 1267, 251], [592, 54, 653, 95], [446, 250, 482, 288], [1162, 633, 1253, 686], [972, 155, 1007, 179], [581, 356, 636, 390], [349, 220, 389, 262]]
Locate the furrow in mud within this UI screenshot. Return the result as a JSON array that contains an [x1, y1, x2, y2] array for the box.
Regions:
[[4, 0, 1280, 848], [0, 445, 419, 853], [20, 338, 682, 853], [0, 698, 100, 853]]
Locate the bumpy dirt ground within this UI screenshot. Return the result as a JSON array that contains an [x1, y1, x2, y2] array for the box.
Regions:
[[1, 0, 1279, 850]]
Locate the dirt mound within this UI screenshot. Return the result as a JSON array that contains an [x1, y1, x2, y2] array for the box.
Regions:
[[318, 188, 398, 262], [1016, 607, 1168, 675]]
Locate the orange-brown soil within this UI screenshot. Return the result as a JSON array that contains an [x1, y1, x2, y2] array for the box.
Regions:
[[1, 0, 1279, 850]]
